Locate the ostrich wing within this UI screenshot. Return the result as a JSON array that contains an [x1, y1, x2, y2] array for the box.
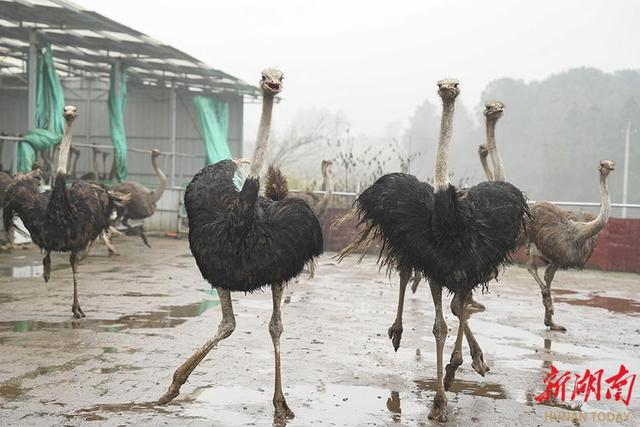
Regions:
[[340, 172, 435, 274], [186, 160, 323, 293]]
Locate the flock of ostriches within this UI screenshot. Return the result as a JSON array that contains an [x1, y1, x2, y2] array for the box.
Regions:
[[0, 69, 615, 422]]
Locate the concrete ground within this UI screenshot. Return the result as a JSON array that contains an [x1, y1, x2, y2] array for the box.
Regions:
[[0, 237, 638, 426]]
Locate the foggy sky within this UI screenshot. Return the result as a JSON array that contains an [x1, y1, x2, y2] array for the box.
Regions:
[[79, 0, 640, 139]]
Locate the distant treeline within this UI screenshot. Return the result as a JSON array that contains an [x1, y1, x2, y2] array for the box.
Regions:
[[404, 67, 640, 204]]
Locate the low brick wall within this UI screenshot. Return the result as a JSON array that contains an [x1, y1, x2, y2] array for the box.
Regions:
[[324, 207, 640, 274]]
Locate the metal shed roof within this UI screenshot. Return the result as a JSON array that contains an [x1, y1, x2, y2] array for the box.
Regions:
[[0, 0, 260, 97]]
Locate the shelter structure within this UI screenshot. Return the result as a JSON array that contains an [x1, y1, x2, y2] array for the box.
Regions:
[[0, 0, 260, 232]]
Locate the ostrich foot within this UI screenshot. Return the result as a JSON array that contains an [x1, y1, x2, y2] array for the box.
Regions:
[[428, 390, 448, 422], [387, 322, 403, 352], [467, 298, 486, 312], [273, 398, 295, 420], [108, 249, 119, 257], [158, 385, 181, 405], [72, 305, 85, 319], [444, 350, 463, 391], [471, 350, 490, 376], [547, 322, 567, 332]]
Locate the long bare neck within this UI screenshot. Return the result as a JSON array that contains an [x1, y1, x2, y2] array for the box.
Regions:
[[93, 151, 100, 177], [151, 155, 167, 203], [316, 168, 334, 217], [479, 152, 494, 181], [486, 118, 505, 181], [70, 151, 79, 178], [435, 100, 455, 191], [249, 94, 274, 178], [56, 120, 74, 174], [576, 173, 611, 240]]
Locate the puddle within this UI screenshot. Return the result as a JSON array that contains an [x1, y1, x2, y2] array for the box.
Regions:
[[0, 263, 66, 279], [0, 298, 220, 333], [184, 383, 425, 426], [555, 294, 640, 315], [415, 378, 508, 400]]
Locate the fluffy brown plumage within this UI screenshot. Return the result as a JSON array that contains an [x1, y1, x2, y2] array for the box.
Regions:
[[112, 149, 166, 247]]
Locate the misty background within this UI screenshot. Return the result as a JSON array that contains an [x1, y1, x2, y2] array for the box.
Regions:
[[79, 0, 640, 205]]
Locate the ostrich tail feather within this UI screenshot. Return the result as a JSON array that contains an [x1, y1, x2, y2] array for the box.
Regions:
[[264, 165, 288, 201]]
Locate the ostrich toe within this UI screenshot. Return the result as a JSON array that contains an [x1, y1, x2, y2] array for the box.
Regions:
[[428, 390, 448, 422], [444, 350, 463, 390], [387, 322, 403, 352], [471, 351, 489, 376]]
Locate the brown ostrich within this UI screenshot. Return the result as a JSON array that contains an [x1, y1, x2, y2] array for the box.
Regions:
[[112, 149, 166, 248], [526, 160, 615, 331], [3, 106, 128, 318]]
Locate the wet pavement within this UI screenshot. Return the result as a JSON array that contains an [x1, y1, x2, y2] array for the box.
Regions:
[[0, 237, 638, 426]]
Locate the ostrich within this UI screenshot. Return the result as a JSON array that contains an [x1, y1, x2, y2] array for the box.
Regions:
[[158, 69, 323, 420], [339, 79, 528, 421], [526, 160, 614, 331], [112, 149, 166, 248], [3, 106, 128, 318], [389, 103, 508, 349]]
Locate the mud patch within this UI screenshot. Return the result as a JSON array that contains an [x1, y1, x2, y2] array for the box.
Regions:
[[555, 294, 640, 315]]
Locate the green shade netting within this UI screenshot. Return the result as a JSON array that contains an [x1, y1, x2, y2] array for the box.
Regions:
[[108, 63, 128, 182], [18, 44, 65, 172], [193, 95, 230, 165]]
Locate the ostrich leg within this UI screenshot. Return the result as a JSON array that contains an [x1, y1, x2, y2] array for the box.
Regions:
[[43, 251, 51, 283], [463, 321, 490, 376], [428, 282, 448, 422], [270, 283, 295, 420], [123, 217, 151, 248], [467, 294, 486, 312], [410, 271, 421, 294], [388, 269, 411, 351], [158, 289, 235, 404], [526, 250, 564, 331], [543, 265, 565, 331], [70, 252, 85, 318], [444, 290, 470, 390]]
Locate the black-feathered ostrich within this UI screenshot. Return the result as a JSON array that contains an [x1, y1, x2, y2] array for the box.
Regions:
[[339, 80, 529, 421], [3, 106, 128, 318], [385, 101, 508, 352], [526, 160, 614, 331], [158, 69, 323, 420]]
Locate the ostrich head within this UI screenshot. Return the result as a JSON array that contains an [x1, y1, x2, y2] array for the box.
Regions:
[[599, 160, 615, 177], [484, 101, 504, 121], [151, 149, 161, 159], [437, 79, 460, 101], [478, 144, 489, 158], [63, 105, 78, 122], [260, 68, 284, 96]]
